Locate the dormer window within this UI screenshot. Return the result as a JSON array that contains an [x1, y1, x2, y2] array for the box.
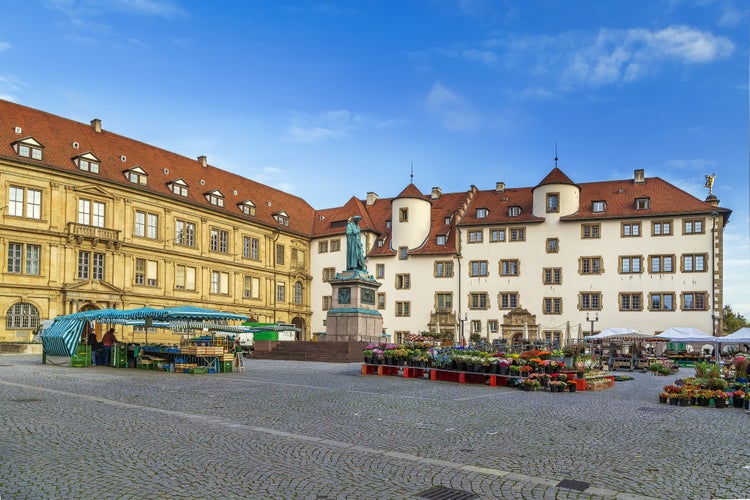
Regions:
[[385, 220, 391, 229], [476, 208, 488, 219], [635, 197, 650, 210], [74, 152, 100, 173], [377, 239, 384, 247], [592, 200, 606, 213], [239, 200, 256, 216], [444, 216, 452, 225], [205, 190, 225, 207], [13, 137, 44, 160], [508, 206, 521, 217], [274, 211, 289, 226], [436, 235, 447, 246], [168, 179, 189, 197], [546, 193, 559, 213], [124, 166, 148, 185]]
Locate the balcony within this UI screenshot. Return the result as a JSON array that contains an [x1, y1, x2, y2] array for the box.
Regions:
[[67, 222, 121, 249]]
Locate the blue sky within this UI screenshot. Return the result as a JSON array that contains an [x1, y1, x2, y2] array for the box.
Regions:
[[1, 0, 748, 317]]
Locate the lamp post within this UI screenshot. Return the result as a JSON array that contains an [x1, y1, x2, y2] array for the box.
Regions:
[[459, 313, 467, 346], [586, 313, 600, 367]]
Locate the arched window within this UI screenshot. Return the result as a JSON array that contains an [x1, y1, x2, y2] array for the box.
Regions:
[[294, 281, 303, 305], [6, 302, 40, 329]]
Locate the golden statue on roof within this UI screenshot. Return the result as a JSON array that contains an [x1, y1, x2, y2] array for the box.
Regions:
[[704, 173, 716, 196]]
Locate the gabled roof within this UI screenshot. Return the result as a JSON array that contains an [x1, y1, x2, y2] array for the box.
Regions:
[[533, 167, 576, 189], [396, 183, 425, 199], [460, 187, 545, 226], [0, 99, 315, 235], [312, 196, 377, 238]]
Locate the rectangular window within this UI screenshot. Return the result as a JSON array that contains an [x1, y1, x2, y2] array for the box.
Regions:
[[546, 238, 558, 253], [620, 256, 642, 274], [476, 208, 487, 218], [399, 208, 408, 222], [395, 274, 411, 289], [682, 254, 706, 272], [500, 259, 519, 276], [488, 320, 498, 333], [510, 228, 525, 241], [375, 263, 385, 279], [175, 265, 196, 291], [135, 211, 159, 239], [683, 219, 705, 234], [542, 268, 561, 285], [243, 276, 260, 299], [399, 247, 408, 260], [470, 293, 488, 309], [650, 293, 674, 311], [546, 193, 559, 213], [682, 292, 707, 311], [276, 282, 286, 302], [468, 230, 483, 243], [135, 258, 158, 286], [635, 198, 650, 210], [318, 241, 328, 253], [78, 199, 105, 227], [147, 213, 158, 239], [396, 301, 410, 317], [470, 260, 488, 277], [580, 257, 602, 274], [435, 292, 453, 311], [322, 296, 332, 311], [621, 223, 641, 237], [592, 200, 605, 213], [78, 251, 105, 280], [275, 244, 285, 265], [652, 221, 672, 236], [490, 229, 505, 242], [7, 243, 22, 273], [471, 320, 481, 333], [543, 297, 562, 314], [649, 255, 675, 273], [25, 244, 40, 275], [377, 292, 386, 310], [210, 228, 229, 253], [8, 186, 42, 219], [620, 293, 642, 311], [500, 293, 518, 309], [322, 267, 336, 282], [211, 271, 230, 294], [579, 292, 602, 310], [8, 186, 24, 217], [330, 239, 341, 252], [135, 211, 145, 237], [436, 235, 447, 245], [582, 224, 600, 239], [434, 261, 454, 278], [175, 220, 196, 247]]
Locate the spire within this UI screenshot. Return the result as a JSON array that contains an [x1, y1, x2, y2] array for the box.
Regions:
[[554, 143, 558, 168], [410, 162, 414, 184]]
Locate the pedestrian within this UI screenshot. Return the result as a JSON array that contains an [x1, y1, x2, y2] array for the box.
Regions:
[[87, 330, 99, 365], [102, 328, 118, 367]]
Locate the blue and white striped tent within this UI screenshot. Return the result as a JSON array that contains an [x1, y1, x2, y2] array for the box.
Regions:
[[42, 307, 248, 357]]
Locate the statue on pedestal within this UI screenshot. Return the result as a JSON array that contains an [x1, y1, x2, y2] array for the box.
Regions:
[[346, 215, 366, 271], [705, 173, 716, 196]]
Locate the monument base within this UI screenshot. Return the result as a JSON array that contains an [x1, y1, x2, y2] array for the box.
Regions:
[[323, 309, 383, 344]]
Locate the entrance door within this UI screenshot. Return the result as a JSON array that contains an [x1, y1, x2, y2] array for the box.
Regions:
[[291, 317, 306, 341]]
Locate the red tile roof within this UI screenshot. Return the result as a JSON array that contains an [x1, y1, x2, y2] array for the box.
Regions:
[[534, 167, 576, 188], [0, 99, 315, 235], [460, 187, 545, 226]]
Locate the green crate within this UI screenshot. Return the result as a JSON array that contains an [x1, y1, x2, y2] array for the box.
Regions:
[[76, 344, 91, 356], [221, 361, 233, 373], [70, 354, 90, 367], [189, 366, 208, 374]]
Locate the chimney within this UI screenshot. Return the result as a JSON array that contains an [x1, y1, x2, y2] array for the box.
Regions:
[[495, 182, 506, 192], [431, 187, 442, 200], [634, 169, 645, 184], [90, 119, 102, 133], [198, 155, 207, 167], [366, 192, 379, 206]]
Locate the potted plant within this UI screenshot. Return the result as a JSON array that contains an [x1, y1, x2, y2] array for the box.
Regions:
[[567, 381, 577, 392]]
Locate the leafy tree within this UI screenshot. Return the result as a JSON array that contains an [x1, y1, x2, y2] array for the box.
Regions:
[[723, 305, 749, 333]]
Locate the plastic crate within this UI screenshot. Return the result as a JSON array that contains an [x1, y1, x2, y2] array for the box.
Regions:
[[221, 361, 233, 373]]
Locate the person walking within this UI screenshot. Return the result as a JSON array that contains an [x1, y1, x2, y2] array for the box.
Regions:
[[101, 328, 118, 367]]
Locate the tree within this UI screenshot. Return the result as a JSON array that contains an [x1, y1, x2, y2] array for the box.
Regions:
[[722, 305, 749, 333]]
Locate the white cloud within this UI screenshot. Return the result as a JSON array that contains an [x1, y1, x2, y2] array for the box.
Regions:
[[424, 82, 480, 132], [0, 42, 10, 51], [286, 110, 362, 143]]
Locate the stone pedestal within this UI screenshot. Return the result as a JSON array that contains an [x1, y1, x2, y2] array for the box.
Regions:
[[323, 269, 383, 343]]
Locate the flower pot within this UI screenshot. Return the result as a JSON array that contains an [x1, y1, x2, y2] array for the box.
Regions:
[[659, 395, 667, 404], [498, 365, 509, 376], [669, 398, 678, 405], [568, 384, 576, 392], [577, 371, 584, 379], [715, 398, 726, 408], [733, 397, 744, 408], [678, 398, 689, 407]]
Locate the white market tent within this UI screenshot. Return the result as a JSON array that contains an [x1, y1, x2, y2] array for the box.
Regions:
[[655, 327, 716, 343], [717, 327, 750, 344], [585, 327, 643, 341]]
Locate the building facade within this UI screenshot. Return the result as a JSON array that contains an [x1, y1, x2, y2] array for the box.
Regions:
[[0, 100, 731, 345]]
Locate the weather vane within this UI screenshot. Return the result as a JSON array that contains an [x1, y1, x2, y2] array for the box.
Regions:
[[704, 173, 716, 196]]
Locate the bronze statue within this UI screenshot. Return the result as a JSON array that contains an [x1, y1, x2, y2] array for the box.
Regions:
[[346, 216, 366, 271], [705, 173, 716, 195]]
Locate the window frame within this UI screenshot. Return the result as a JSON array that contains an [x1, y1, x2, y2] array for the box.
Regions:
[[581, 223, 601, 239], [619, 256, 643, 274], [621, 222, 641, 237], [469, 260, 488, 277], [546, 193, 560, 213], [542, 267, 561, 285], [649, 255, 675, 274], [619, 293, 643, 311], [649, 292, 675, 311], [579, 256, 603, 275], [682, 253, 707, 273], [652, 220, 673, 236], [469, 292, 489, 310], [499, 259, 519, 277], [681, 292, 707, 311], [683, 218, 705, 235]]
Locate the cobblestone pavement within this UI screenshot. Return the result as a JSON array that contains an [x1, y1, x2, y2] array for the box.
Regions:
[[1, 355, 749, 500]]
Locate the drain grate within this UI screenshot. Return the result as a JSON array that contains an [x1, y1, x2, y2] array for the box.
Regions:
[[557, 479, 590, 492], [418, 486, 478, 500], [638, 407, 676, 413]]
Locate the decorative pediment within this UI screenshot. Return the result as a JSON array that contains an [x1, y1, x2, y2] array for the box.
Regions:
[[62, 279, 125, 294], [74, 151, 100, 162], [125, 165, 147, 175], [73, 184, 112, 198], [13, 136, 44, 148]]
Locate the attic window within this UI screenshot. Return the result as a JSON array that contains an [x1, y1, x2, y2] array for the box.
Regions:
[[168, 179, 189, 197], [385, 220, 391, 229], [377, 239, 384, 247], [436, 235, 447, 245], [274, 211, 289, 226], [508, 206, 521, 217], [74, 152, 100, 173], [444, 216, 452, 225], [13, 137, 44, 161], [239, 200, 255, 216], [330, 220, 347, 229], [205, 190, 225, 207], [124, 166, 148, 186], [592, 200, 606, 213], [635, 197, 650, 210], [476, 208, 488, 219]]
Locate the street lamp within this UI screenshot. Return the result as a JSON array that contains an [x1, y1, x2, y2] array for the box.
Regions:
[[586, 312, 600, 367], [459, 313, 468, 346]]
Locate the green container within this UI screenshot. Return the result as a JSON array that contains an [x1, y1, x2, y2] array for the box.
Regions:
[[70, 354, 90, 367], [222, 361, 233, 373], [76, 344, 91, 356]]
